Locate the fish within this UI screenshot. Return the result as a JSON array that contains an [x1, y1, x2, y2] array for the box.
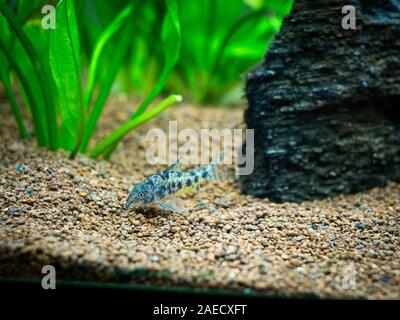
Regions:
[[125, 160, 220, 213]]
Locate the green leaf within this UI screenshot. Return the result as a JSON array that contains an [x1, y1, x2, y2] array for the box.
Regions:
[[0, 1, 56, 147], [0, 53, 29, 140], [0, 37, 46, 145], [15, 0, 45, 23], [23, 22, 58, 112], [89, 95, 183, 159], [49, 0, 84, 156], [132, 0, 181, 117], [212, 9, 268, 73], [0, 13, 28, 140], [100, 0, 182, 159], [9, 29, 49, 142], [224, 44, 264, 59], [80, 2, 136, 153], [84, 3, 133, 109]]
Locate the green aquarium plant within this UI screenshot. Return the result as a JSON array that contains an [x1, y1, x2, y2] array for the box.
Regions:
[[171, 0, 293, 103], [0, 0, 182, 159], [116, 0, 293, 104], [0, 0, 292, 159]]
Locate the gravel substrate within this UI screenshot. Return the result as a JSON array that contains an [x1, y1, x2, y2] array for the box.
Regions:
[[0, 96, 399, 299]]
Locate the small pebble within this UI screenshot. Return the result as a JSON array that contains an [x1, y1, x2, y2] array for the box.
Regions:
[[15, 165, 29, 173]]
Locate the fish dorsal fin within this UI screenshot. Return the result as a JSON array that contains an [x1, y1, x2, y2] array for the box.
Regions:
[[166, 160, 180, 172]]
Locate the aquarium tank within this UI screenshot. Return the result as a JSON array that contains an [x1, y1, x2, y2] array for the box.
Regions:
[[0, 0, 399, 314]]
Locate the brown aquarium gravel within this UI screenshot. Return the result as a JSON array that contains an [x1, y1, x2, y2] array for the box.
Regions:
[[0, 96, 399, 299]]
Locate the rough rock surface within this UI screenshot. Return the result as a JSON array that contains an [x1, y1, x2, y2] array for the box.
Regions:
[[241, 0, 400, 202]]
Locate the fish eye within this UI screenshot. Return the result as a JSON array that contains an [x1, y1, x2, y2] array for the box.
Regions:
[[137, 192, 144, 199]]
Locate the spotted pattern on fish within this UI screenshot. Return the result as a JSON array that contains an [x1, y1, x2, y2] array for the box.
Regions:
[[125, 160, 219, 212]]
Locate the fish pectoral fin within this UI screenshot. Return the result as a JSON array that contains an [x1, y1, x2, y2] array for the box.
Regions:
[[159, 198, 186, 213]]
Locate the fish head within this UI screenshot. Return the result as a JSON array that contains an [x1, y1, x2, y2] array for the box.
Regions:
[[125, 180, 155, 210]]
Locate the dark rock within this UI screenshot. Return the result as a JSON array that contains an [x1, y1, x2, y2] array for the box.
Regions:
[[241, 0, 400, 202]]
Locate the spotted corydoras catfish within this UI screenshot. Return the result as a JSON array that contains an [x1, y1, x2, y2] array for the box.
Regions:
[[125, 160, 220, 213]]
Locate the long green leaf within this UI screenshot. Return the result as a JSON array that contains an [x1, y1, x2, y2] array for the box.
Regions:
[[0, 13, 28, 140], [0, 1, 58, 149], [133, 0, 181, 117], [102, 0, 181, 159], [80, 3, 137, 153], [10, 33, 49, 145], [15, 0, 45, 23], [84, 3, 133, 109], [49, 0, 84, 158], [0, 13, 47, 145], [0, 54, 28, 140], [89, 95, 182, 158], [0, 38, 47, 145], [212, 9, 267, 77], [22, 22, 59, 142]]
